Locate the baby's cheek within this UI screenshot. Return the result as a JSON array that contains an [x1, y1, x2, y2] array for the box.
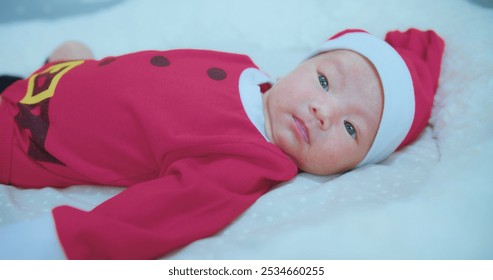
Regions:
[[293, 150, 323, 174], [303, 146, 352, 175]]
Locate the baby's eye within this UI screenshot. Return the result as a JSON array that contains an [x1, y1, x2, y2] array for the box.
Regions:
[[318, 74, 329, 92], [344, 121, 357, 139]]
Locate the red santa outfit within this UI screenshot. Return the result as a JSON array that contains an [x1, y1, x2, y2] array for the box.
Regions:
[[0, 50, 298, 259]]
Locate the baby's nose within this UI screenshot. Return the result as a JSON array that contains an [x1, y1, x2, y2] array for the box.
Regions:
[[310, 104, 332, 131]]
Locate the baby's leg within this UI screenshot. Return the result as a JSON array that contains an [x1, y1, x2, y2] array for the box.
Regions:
[[48, 41, 94, 63]]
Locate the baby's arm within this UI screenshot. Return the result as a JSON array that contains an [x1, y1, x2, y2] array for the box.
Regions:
[[47, 41, 94, 63]]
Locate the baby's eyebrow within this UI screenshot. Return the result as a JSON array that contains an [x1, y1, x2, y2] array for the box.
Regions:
[[328, 56, 347, 91]]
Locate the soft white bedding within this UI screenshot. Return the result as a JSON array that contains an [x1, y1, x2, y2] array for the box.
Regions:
[[1, 0, 492, 259]]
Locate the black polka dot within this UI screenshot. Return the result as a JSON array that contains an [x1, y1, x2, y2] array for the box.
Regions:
[[150, 55, 170, 67], [207, 67, 227, 81], [99, 57, 116, 66]]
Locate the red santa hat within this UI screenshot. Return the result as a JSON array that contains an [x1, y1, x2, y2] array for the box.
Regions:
[[308, 28, 445, 166]]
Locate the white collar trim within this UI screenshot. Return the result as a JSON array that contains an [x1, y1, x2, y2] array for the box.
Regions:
[[238, 67, 271, 142]]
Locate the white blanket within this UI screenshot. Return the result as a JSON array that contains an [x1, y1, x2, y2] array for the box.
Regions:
[[1, 0, 492, 259]]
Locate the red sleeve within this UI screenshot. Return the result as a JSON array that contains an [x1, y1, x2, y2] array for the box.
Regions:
[[52, 144, 297, 259]]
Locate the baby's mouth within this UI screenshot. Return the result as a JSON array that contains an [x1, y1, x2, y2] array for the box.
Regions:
[[293, 116, 310, 144]]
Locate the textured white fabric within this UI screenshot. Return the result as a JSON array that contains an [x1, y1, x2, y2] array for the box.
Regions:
[[0, 214, 65, 259]]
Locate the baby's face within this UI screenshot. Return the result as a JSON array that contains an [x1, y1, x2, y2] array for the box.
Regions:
[[262, 50, 383, 175]]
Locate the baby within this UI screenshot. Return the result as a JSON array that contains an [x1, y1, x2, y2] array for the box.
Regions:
[[0, 28, 445, 259]]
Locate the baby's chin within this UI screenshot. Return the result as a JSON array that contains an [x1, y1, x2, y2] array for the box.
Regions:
[[280, 142, 360, 175], [297, 159, 358, 176]]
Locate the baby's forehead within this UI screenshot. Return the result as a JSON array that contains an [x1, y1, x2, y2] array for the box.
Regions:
[[313, 50, 382, 86], [313, 49, 373, 68]]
